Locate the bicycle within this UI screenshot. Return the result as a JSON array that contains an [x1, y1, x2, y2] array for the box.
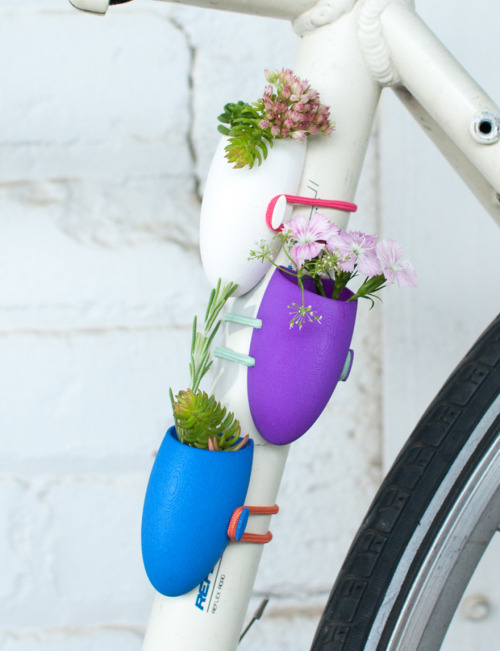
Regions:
[[68, 1, 500, 649]]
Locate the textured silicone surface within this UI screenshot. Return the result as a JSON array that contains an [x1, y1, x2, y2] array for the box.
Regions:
[[248, 268, 357, 444], [199, 136, 306, 296], [141, 427, 253, 597]]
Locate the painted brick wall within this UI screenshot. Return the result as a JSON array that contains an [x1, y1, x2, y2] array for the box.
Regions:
[[1, 1, 499, 650], [0, 2, 382, 649]]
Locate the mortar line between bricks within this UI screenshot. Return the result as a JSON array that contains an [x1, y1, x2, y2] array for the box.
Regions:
[[0, 323, 191, 335], [168, 16, 202, 204], [0, 473, 146, 486], [0, 623, 145, 639], [264, 605, 325, 619], [253, 590, 330, 599]]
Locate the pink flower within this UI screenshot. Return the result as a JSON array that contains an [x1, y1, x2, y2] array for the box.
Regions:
[[330, 231, 381, 277], [260, 68, 334, 140], [376, 239, 418, 287], [283, 213, 335, 268]]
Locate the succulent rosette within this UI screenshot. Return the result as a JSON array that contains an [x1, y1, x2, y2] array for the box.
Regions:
[[169, 280, 248, 451], [217, 68, 334, 169]]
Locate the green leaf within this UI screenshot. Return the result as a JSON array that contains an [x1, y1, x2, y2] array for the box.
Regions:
[[171, 388, 245, 451], [172, 281, 245, 451]]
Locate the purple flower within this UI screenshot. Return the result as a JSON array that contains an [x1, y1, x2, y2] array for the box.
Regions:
[[283, 213, 335, 268], [329, 230, 381, 277], [376, 239, 418, 287]]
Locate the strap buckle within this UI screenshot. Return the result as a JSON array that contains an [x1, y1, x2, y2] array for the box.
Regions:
[[266, 193, 357, 231], [228, 505, 279, 544]]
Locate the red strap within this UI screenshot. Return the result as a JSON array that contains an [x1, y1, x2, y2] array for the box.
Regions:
[[227, 504, 279, 544], [246, 505, 280, 515], [240, 531, 273, 544], [266, 193, 358, 231]]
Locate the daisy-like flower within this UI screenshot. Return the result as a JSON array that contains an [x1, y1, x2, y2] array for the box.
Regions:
[[376, 239, 418, 287], [249, 215, 417, 330], [283, 213, 336, 268], [329, 230, 381, 277]]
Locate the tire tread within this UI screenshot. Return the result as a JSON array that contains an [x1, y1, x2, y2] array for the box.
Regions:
[[311, 314, 500, 650]]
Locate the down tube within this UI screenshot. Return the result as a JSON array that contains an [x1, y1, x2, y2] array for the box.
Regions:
[[141, 9, 381, 651]]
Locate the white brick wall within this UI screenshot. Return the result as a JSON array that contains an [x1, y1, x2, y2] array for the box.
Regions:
[[1, 1, 499, 650]]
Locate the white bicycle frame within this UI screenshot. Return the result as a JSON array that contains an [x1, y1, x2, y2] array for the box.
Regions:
[[69, 0, 500, 649], [138, 2, 500, 649]]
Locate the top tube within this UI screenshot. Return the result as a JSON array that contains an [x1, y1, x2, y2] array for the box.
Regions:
[[72, 0, 343, 21], [153, 0, 320, 20]]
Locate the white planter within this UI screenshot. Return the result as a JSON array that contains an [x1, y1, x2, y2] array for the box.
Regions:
[[200, 136, 307, 296]]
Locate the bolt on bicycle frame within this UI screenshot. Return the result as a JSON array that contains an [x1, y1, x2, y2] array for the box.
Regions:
[[131, 1, 500, 649]]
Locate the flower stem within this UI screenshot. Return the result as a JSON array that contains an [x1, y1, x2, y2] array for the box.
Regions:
[[349, 274, 386, 302], [298, 276, 306, 309], [313, 275, 326, 297], [332, 271, 350, 300]]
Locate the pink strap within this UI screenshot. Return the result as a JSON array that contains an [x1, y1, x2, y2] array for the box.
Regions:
[[265, 194, 358, 232]]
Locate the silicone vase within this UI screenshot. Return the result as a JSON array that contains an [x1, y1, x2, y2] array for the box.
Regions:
[[141, 427, 254, 597], [200, 136, 306, 296], [248, 268, 357, 445]]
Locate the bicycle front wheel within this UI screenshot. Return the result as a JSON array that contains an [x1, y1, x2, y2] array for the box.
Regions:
[[312, 313, 500, 651]]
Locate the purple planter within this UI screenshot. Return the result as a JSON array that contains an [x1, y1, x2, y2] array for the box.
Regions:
[[248, 268, 357, 445]]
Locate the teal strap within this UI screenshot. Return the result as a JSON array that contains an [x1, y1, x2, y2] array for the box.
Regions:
[[340, 349, 353, 381], [214, 347, 255, 368], [223, 312, 262, 329]]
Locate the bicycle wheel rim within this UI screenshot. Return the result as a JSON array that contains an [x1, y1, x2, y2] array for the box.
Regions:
[[373, 404, 500, 650], [311, 313, 500, 651]]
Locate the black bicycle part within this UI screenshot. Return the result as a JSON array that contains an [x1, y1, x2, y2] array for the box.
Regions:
[[311, 312, 500, 650]]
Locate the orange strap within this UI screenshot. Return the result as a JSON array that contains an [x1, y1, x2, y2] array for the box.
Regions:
[[228, 505, 279, 544]]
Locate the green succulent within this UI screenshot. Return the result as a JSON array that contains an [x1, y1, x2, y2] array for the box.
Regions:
[[215, 70, 334, 169], [170, 388, 248, 452], [217, 101, 273, 169], [170, 280, 249, 452]]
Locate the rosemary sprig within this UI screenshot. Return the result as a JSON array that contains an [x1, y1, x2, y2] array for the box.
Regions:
[[190, 279, 238, 392], [170, 280, 249, 451]]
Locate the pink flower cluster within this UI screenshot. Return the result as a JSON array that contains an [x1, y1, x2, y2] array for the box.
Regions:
[[283, 213, 418, 288], [258, 69, 334, 140]]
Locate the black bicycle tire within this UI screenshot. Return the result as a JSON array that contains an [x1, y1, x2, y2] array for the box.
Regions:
[[311, 312, 500, 651]]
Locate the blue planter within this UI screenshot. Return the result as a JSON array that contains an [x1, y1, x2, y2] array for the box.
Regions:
[[141, 426, 254, 597]]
